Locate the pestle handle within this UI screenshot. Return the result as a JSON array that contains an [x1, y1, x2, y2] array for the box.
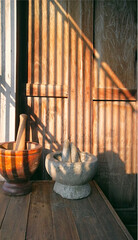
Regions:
[[15, 114, 27, 151]]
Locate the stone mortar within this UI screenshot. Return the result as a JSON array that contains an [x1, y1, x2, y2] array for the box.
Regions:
[[45, 150, 98, 199]]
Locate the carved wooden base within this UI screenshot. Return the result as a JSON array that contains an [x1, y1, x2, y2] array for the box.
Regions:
[[2, 181, 32, 196]]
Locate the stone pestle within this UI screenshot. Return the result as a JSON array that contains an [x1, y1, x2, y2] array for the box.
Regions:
[[62, 140, 80, 163], [70, 142, 81, 162], [15, 114, 27, 151], [62, 139, 71, 162]]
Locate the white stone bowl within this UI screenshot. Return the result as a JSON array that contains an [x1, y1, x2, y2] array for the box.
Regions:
[[45, 151, 98, 199]]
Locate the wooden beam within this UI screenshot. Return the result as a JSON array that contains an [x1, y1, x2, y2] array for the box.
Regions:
[[92, 88, 136, 101], [26, 83, 68, 97]]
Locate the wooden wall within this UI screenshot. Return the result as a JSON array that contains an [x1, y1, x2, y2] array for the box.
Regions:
[[25, 0, 137, 238], [26, 0, 95, 178], [93, 1, 137, 237]]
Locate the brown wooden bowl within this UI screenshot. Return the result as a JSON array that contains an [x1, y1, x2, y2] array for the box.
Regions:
[[0, 141, 42, 195]]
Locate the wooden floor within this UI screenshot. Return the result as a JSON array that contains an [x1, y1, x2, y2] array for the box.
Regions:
[[0, 181, 133, 240]]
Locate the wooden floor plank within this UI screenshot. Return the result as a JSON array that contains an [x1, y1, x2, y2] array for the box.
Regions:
[[0, 190, 30, 240], [0, 181, 133, 240], [0, 182, 11, 228], [92, 181, 133, 240], [64, 193, 108, 240], [50, 184, 80, 240], [88, 181, 133, 240], [26, 182, 54, 240]]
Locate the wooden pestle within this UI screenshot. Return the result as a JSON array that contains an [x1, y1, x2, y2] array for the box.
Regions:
[[15, 114, 27, 151]]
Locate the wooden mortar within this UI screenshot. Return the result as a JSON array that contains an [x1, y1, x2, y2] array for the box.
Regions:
[[0, 114, 42, 196]]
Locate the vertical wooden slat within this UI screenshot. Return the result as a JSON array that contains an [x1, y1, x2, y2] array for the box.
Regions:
[[84, 46, 91, 152], [41, 97, 46, 147], [82, 0, 93, 152], [28, 0, 32, 83], [105, 102, 112, 152], [49, 1, 55, 85], [125, 103, 132, 174], [92, 101, 98, 156], [70, 27, 76, 144], [57, 10, 62, 86], [49, 98, 55, 150], [42, 0, 47, 84], [119, 102, 125, 164], [34, 0, 39, 83], [63, 13, 69, 87], [63, 98, 68, 142], [77, 37, 83, 151], [132, 108, 137, 174], [56, 98, 61, 147], [45, 98, 51, 150], [112, 102, 119, 154]]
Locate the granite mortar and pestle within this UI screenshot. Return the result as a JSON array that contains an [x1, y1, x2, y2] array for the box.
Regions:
[[45, 140, 98, 199]]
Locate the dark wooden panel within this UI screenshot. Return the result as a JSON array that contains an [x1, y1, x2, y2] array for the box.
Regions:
[[93, 1, 137, 235], [93, 101, 137, 206], [93, 0, 137, 90]]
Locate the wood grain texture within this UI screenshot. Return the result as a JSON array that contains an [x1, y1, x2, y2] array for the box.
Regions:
[[0, 189, 30, 240], [92, 181, 133, 240], [94, 0, 137, 90], [26, 182, 54, 240], [50, 187, 80, 240], [93, 100, 137, 207], [26, 83, 68, 97], [0, 182, 10, 227], [0, 181, 134, 240], [27, 0, 94, 153], [26, 1, 137, 236]]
